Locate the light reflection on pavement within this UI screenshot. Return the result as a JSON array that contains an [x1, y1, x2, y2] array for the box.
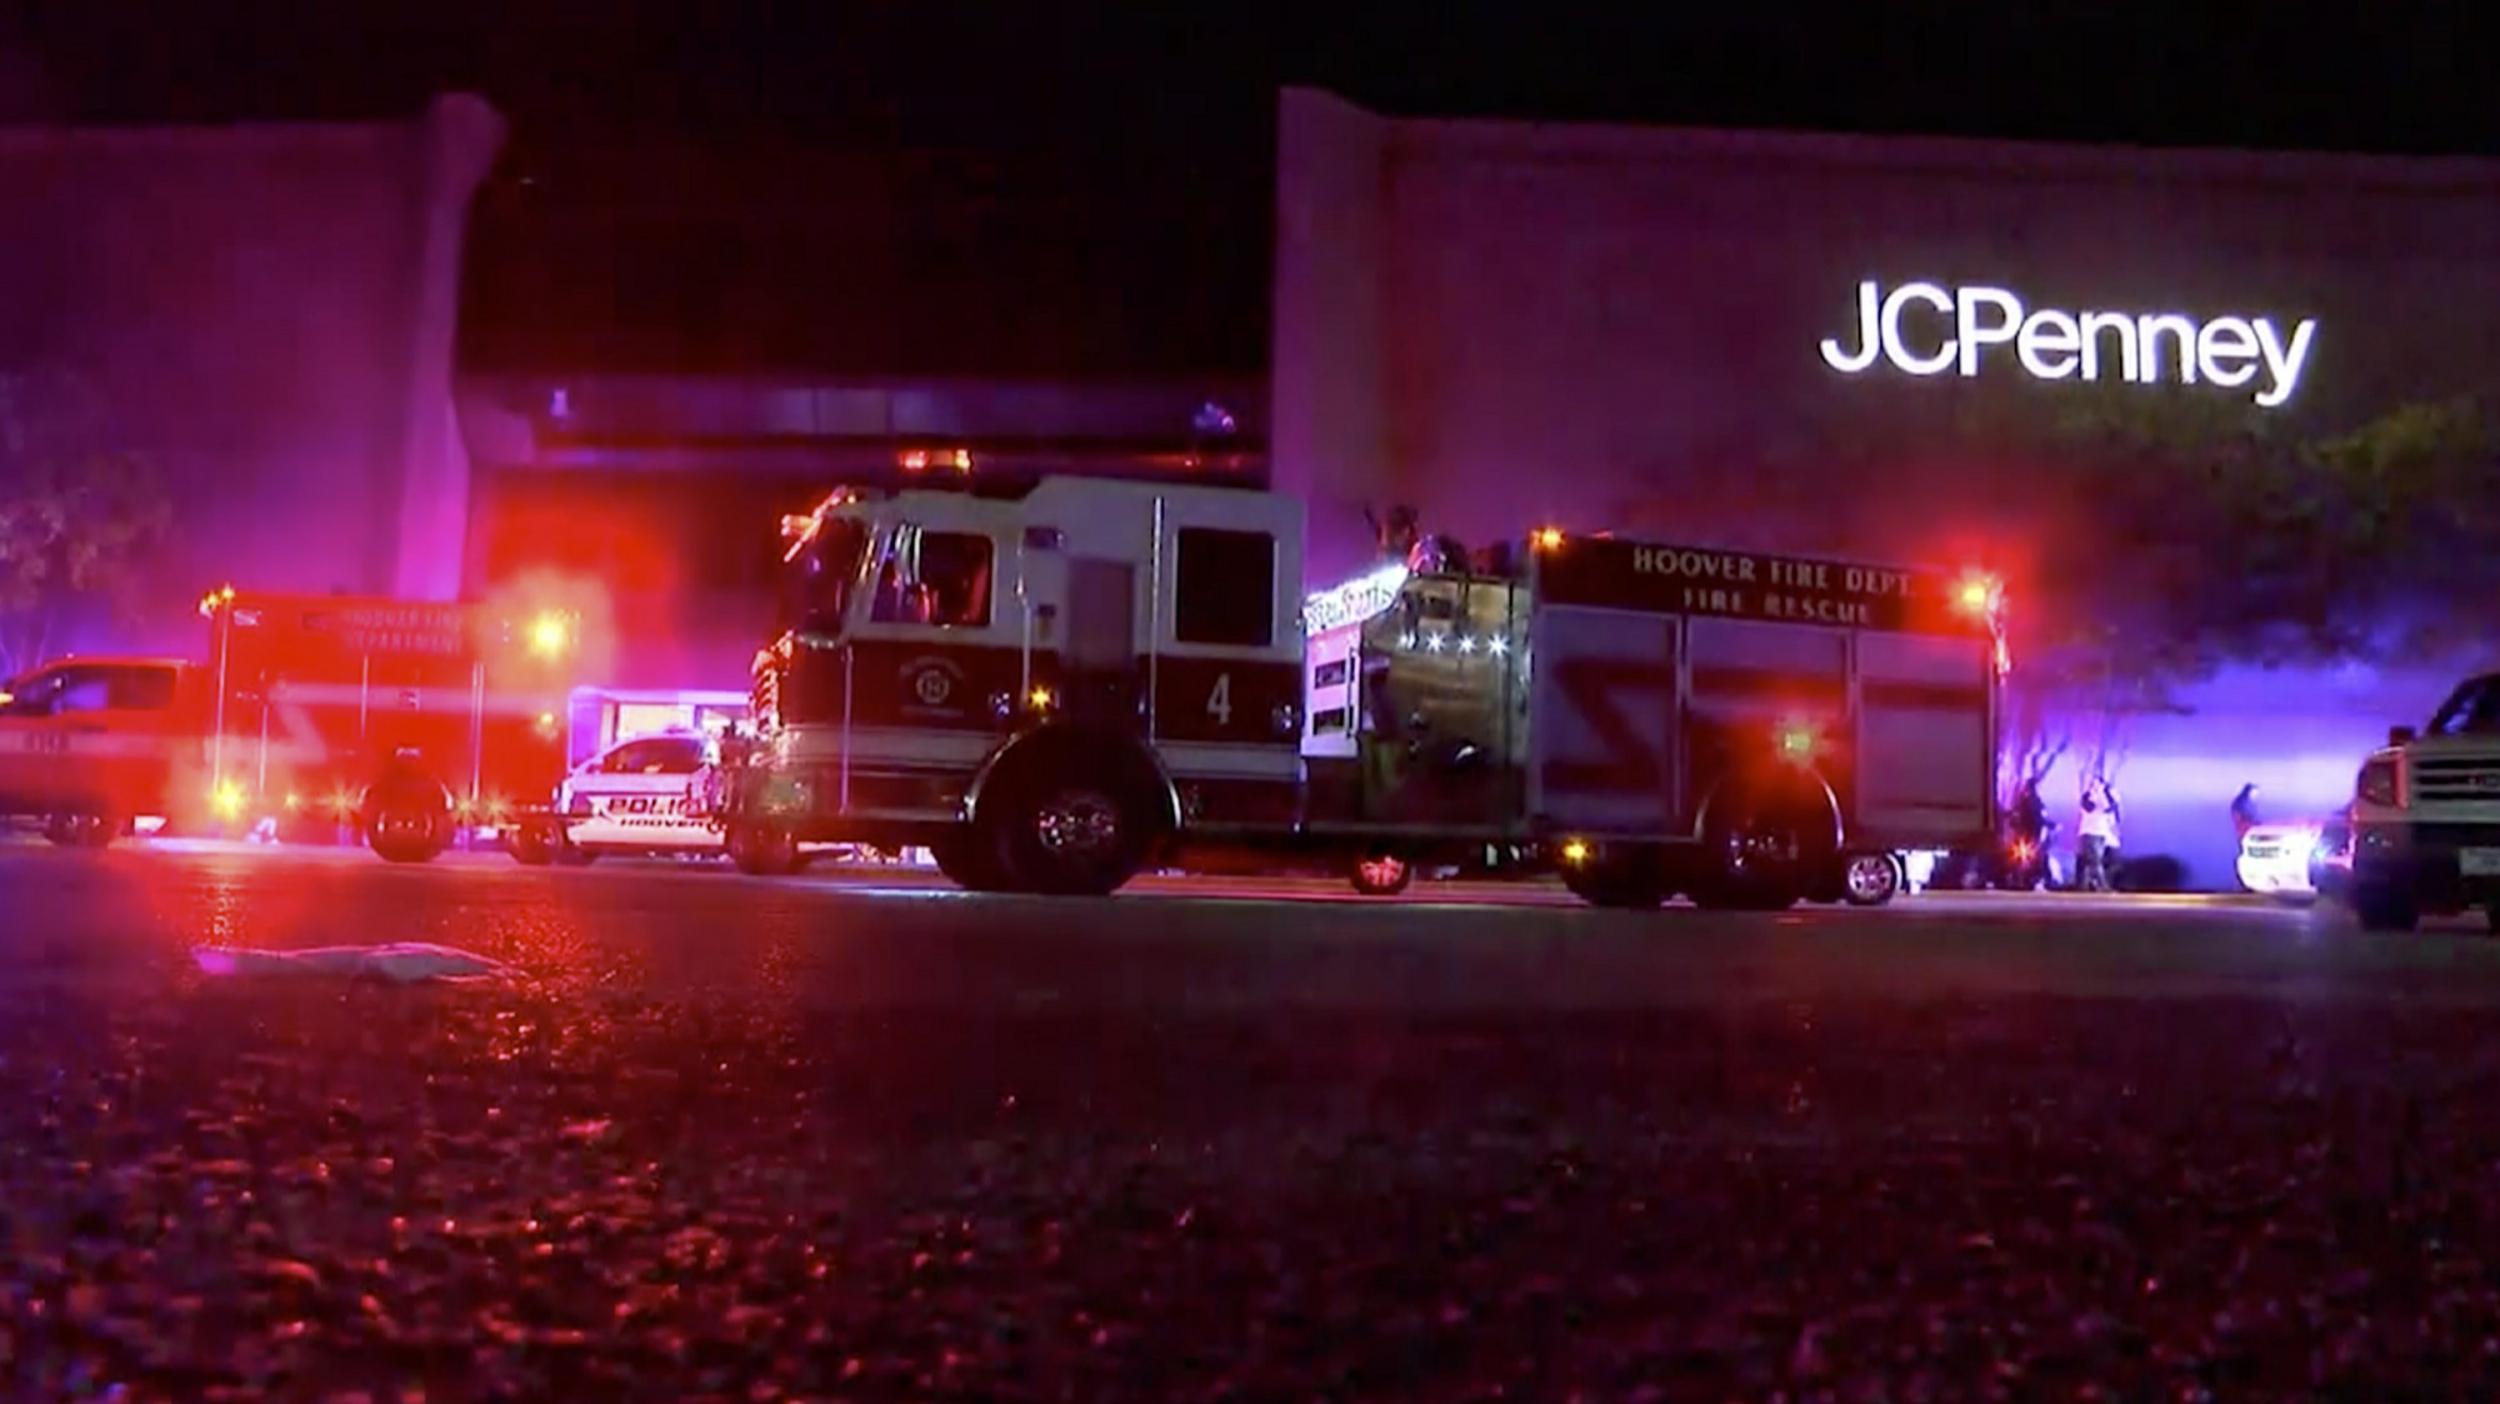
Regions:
[[3, 840, 2493, 1014], [7, 841, 2500, 1397]]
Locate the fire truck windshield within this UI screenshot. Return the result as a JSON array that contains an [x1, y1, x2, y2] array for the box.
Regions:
[[782, 516, 870, 636]]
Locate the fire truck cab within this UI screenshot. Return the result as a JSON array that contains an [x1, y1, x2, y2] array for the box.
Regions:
[[725, 477, 1305, 890]]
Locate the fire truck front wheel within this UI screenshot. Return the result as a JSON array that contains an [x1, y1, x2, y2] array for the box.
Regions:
[[930, 829, 1008, 892], [980, 764, 1154, 897]]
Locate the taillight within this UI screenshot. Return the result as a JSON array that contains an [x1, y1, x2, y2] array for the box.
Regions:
[[2357, 756, 2402, 808]]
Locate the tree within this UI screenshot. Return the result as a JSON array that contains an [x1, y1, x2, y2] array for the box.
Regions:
[[0, 370, 171, 678], [1600, 377, 2500, 792], [1949, 382, 2500, 787]]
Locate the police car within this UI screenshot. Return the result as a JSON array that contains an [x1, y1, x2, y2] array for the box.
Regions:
[[2236, 818, 2345, 905], [510, 729, 721, 864]]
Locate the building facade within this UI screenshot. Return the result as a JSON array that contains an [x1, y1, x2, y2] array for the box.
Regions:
[[0, 94, 502, 656], [456, 373, 1265, 689], [1271, 87, 2500, 884]]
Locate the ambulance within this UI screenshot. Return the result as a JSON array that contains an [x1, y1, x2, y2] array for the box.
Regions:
[[0, 589, 581, 860]]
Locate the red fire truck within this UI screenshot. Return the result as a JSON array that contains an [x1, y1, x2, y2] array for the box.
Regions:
[[720, 476, 2004, 907], [0, 588, 580, 860]]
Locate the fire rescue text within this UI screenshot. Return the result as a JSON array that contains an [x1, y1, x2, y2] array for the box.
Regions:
[[1629, 545, 1905, 626]]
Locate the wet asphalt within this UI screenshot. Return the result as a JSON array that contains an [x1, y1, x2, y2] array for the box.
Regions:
[[7, 844, 2500, 1399]]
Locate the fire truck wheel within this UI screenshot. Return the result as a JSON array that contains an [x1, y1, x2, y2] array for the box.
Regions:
[[984, 770, 1150, 897], [1558, 849, 1666, 910], [1840, 851, 1903, 907], [2352, 882, 2419, 934], [367, 808, 448, 864], [930, 830, 1007, 892], [727, 823, 801, 876], [1350, 852, 1413, 897], [1693, 789, 1825, 912]]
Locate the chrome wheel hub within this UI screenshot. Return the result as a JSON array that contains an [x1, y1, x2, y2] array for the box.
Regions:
[[1845, 853, 1896, 901], [1035, 790, 1120, 859]]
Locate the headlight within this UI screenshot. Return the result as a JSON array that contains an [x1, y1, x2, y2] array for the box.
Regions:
[[2357, 757, 2402, 808]]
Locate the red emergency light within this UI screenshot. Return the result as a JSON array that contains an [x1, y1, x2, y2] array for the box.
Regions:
[[1952, 570, 2004, 620], [899, 447, 974, 473]]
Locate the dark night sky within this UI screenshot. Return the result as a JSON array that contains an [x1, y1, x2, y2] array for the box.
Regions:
[[12, 2, 2500, 379]]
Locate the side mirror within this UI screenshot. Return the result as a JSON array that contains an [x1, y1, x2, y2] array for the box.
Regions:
[[2389, 724, 2418, 746]]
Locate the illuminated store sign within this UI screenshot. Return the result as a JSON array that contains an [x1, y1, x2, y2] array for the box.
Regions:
[[1818, 280, 2318, 409]]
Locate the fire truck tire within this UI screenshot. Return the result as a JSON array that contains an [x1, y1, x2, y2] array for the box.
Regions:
[[1559, 850, 1666, 910], [980, 760, 1153, 897], [2352, 882, 2419, 934], [1692, 786, 1829, 912], [727, 823, 801, 876], [367, 811, 448, 864], [930, 830, 1007, 892]]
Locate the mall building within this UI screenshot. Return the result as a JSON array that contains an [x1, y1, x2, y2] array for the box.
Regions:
[[23, 88, 2500, 884], [1270, 87, 2500, 883]]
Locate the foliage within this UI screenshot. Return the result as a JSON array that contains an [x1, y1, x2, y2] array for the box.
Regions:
[[1962, 383, 2500, 781], [1593, 378, 2500, 786], [0, 371, 171, 678]]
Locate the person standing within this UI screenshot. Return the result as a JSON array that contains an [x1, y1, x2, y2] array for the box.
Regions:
[[2231, 782, 2262, 838], [2077, 773, 2123, 892]]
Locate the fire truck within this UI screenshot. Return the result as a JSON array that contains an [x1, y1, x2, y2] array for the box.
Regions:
[[719, 475, 2004, 906], [0, 589, 581, 860]]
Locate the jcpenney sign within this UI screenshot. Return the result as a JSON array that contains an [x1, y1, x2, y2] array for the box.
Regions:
[[1818, 281, 2318, 408]]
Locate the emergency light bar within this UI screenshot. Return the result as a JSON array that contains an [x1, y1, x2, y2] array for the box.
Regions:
[[899, 447, 974, 473]]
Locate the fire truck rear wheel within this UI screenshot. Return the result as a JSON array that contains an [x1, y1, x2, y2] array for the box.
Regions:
[[983, 768, 1151, 897], [1692, 784, 1829, 912], [1559, 849, 1666, 910], [367, 807, 448, 864]]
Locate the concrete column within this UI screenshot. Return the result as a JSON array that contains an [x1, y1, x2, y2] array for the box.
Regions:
[[392, 93, 505, 599], [1272, 88, 1392, 587]]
